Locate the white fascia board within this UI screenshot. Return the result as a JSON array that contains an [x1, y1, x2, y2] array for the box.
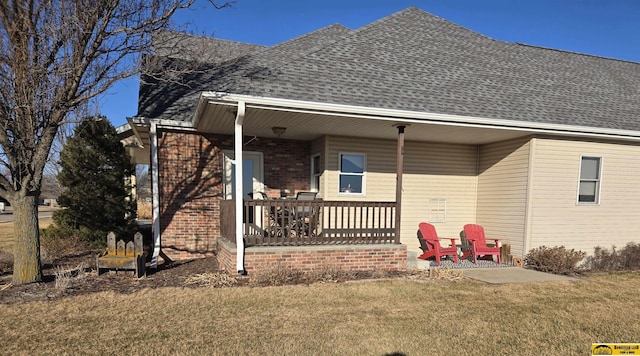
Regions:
[[125, 117, 144, 148], [151, 118, 196, 129], [200, 91, 640, 142]]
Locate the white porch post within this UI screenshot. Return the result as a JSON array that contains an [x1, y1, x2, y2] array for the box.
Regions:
[[394, 124, 407, 245], [234, 101, 247, 274], [150, 122, 161, 268]]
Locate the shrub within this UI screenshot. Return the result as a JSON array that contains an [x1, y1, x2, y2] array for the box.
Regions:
[[53, 263, 88, 292], [584, 246, 619, 272], [584, 243, 640, 272], [249, 264, 305, 287], [618, 242, 640, 270], [40, 227, 93, 263], [525, 246, 586, 275], [304, 264, 359, 283]]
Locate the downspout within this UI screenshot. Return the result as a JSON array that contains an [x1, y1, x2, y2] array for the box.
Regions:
[[234, 102, 247, 274], [150, 122, 161, 268], [523, 138, 537, 256], [394, 124, 407, 244]]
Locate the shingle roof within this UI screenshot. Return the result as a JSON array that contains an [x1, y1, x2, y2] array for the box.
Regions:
[[152, 31, 265, 63], [138, 24, 352, 120], [139, 7, 640, 132]]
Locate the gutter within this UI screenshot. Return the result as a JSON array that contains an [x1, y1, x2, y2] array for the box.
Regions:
[[234, 102, 247, 275], [149, 122, 161, 268]]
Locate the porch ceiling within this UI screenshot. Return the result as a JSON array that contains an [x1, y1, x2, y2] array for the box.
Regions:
[[197, 101, 532, 145]]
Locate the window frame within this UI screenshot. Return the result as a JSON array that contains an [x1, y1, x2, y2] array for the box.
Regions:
[[577, 155, 602, 205], [428, 198, 447, 223], [338, 152, 366, 196], [310, 154, 321, 193]]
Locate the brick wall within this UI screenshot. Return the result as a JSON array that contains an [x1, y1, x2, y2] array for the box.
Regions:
[[217, 239, 407, 274], [157, 130, 311, 260]]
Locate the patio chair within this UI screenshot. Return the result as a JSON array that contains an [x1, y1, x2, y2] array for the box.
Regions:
[[293, 191, 319, 237], [462, 224, 501, 264], [295, 191, 318, 200], [417, 222, 459, 265]]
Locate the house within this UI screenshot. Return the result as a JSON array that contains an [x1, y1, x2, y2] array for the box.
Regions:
[[119, 7, 640, 274]]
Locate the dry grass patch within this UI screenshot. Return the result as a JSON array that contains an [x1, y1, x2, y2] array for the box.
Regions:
[[0, 224, 15, 253], [53, 263, 88, 292], [1, 273, 639, 355], [0, 214, 52, 254], [183, 272, 239, 287], [137, 202, 152, 219]]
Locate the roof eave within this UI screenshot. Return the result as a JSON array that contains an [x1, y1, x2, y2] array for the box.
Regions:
[[198, 91, 640, 143]]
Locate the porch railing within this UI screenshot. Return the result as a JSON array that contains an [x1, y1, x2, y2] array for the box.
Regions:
[[220, 199, 397, 246]]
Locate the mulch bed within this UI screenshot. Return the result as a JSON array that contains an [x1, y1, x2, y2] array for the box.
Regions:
[[0, 252, 221, 304], [0, 251, 434, 304]]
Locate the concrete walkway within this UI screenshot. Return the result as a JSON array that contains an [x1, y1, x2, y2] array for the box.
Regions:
[[408, 252, 578, 284], [462, 267, 578, 284]]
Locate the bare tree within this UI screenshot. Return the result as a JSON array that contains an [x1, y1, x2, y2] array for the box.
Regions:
[[0, 0, 232, 284]]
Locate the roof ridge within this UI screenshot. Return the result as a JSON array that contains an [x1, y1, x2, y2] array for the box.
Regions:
[[515, 42, 640, 65], [215, 23, 353, 77], [154, 29, 264, 48], [270, 23, 350, 49], [263, 6, 504, 72], [249, 8, 417, 72]]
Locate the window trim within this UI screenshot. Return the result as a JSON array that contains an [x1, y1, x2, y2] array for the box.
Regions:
[[577, 155, 602, 205], [310, 154, 321, 193], [428, 198, 447, 223], [338, 152, 366, 196]]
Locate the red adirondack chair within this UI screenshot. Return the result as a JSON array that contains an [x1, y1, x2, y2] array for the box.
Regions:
[[463, 224, 501, 264], [417, 223, 459, 265]]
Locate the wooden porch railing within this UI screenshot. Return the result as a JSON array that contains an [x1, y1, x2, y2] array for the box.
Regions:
[[220, 199, 397, 246]]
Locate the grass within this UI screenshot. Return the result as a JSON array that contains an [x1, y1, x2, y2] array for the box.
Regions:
[[0, 207, 53, 253], [1, 273, 639, 355]]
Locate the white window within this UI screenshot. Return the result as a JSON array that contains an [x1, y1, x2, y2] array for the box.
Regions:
[[339, 152, 365, 195], [311, 154, 321, 192], [578, 156, 601, 204]]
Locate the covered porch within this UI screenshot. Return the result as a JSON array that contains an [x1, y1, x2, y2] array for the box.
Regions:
[[121, 92, 560, 272]]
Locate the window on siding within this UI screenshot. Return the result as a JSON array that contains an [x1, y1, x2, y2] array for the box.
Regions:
[[339, 153, 365, 194], [578, 156, 601, 203], [311, 154, 321, 192]]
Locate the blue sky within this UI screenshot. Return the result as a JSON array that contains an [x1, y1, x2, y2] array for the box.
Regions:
[[100, 0, 640, 127]]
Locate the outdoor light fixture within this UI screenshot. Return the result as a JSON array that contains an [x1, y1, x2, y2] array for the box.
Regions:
[[271, 126, 287, 137]]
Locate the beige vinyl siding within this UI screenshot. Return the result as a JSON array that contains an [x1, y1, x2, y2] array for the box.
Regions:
[[529, 138, 640, 254], [325, 136, 478, 254], [476, 138, 531, 257]]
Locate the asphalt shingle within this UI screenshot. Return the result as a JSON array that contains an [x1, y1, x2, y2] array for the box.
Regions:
[[139, 7, 640, 132]]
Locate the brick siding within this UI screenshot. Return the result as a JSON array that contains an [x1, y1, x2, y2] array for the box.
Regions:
[[157, 130, 311, 260], [217, 238, 407, 274]]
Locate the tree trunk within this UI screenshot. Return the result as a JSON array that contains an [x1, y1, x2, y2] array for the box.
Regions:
[[12, 195, 42, 284]]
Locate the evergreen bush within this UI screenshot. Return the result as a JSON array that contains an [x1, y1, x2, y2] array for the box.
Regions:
[[45, 118, 136, 245]]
